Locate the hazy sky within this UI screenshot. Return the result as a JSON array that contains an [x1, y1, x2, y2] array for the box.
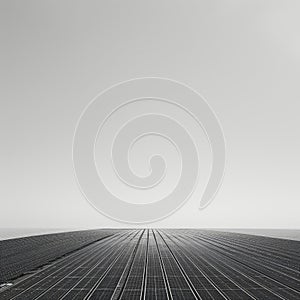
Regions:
[[1, 0, 300, 229]]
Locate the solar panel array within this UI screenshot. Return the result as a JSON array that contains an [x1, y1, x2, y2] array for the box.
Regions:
[[1, 229, 300, 299]]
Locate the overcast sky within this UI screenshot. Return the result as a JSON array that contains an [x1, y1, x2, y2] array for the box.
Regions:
[[1, 0, 300, 229]]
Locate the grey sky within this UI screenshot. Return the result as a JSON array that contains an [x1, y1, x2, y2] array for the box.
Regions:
[[1, 0, 300, 229]]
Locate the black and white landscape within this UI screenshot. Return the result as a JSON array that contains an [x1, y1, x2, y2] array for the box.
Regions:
[[1, 2, 300, 299]]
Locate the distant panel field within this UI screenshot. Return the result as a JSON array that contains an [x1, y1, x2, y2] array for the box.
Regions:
[[1, 229, 300, 299], [0, 229, 120, 282]]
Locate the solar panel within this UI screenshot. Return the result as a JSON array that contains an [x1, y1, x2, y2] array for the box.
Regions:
[[1, 229, 300, 300]]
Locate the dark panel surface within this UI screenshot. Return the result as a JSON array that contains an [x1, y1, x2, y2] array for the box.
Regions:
[[1, 229, 300, 299], [0, 229, 120, 282]]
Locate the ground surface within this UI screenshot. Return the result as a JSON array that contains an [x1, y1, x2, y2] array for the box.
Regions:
[[0, 229, 300, 299]]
